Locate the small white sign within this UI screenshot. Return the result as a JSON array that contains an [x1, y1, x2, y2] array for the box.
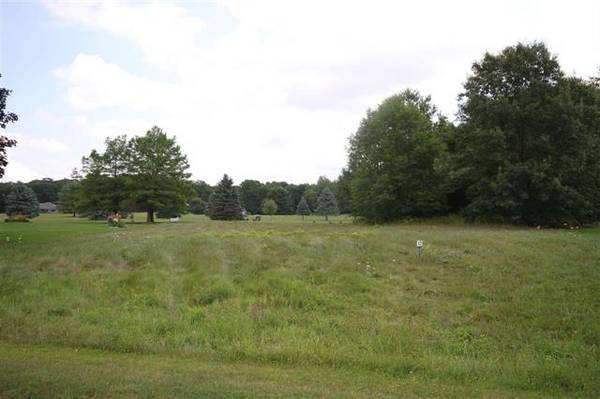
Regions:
[[416, 240, 423, 248]]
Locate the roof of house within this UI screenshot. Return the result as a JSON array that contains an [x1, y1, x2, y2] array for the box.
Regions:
[[39, 202, 58, 209]]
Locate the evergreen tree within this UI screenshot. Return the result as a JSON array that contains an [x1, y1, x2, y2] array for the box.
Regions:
[[5, 183, 39, 218], [296, 196, 311, 220], [315, 187, 339, 221], [207, 174, 243, 220], [128, 127, 193, 222], [261, 198, 277, 220]]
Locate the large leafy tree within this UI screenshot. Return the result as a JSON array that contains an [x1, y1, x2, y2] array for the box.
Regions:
[[5, 183, 39, 218], [207, 174, 243, 220], [193, 180, 213, 201], [128, 126, 192, 223], [453, 42, 600, 226], [315, 187, 339, 221], [239, 179, 266, 214], [347, 89, 447, 222], [57, 181, 81, 216], [261, 198, 277, 220], [0, 74, 18, 178], [28, 178, 69, 203]]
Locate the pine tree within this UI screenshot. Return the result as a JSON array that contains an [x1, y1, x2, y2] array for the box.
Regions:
[[315, 187, 339, 221], [207, 174, 243, 220], [5, 183, 39, 218], [296, 196, 311, 220]]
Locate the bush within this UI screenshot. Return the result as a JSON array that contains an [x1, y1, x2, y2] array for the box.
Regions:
[[5, 214, 30, 223]]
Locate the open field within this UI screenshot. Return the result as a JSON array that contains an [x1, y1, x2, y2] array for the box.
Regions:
[[0, 214, 599, 398]]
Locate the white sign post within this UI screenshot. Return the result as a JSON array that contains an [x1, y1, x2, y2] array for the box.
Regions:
[[416, 240, 424, 257]]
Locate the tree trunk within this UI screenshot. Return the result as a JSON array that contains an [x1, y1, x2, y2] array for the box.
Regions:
[[325, 214, 328, 221], [147, 208, 154, 223]]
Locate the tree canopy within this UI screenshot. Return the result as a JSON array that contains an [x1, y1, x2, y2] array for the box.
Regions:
[[296, 196, 311, 219], [128, 127, 192, 222], [347, 90, 447, 222], [0, 74, 18, 179], [451, 42, 600, 226], [5, 183, 39, 218], [315, 187, 339, 220]]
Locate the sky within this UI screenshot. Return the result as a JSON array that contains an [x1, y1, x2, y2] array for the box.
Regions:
[[1, 0, 599, 185]]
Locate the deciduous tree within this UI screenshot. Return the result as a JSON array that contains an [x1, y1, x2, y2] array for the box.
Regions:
[[347, 89, 447, 222], [0, 74, 18, 178]]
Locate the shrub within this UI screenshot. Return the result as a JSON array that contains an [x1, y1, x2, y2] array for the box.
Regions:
[[5, 214, 30, 223]]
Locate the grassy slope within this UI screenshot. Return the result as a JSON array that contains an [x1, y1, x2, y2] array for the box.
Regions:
[[0, 214, 599, 398]]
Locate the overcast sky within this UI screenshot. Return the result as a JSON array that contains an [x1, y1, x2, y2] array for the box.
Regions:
[[1, 0, 599, 184]]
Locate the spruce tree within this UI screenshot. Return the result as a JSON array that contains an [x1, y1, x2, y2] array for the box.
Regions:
[[5, 183, 39, 218], [207, 174, 243, 220], [315, 187, 339, 221], [296, 196, 311, 220]]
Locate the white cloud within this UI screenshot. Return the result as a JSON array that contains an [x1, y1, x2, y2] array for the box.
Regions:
[[54, 54, 178, 112], [43, 0, 600, 184], [43, 0, 206, 70], [2, 160, 42, 182]]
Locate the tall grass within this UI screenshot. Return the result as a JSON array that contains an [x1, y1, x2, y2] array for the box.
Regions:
[[0, 214, 599, 397]]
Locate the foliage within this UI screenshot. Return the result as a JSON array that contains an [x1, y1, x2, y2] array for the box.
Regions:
[[295, 196, 311, 218], [127, 127, 192, 223], [261, 198, 277, 218], [4, 214, 29, 223], [239, 179, 266, 214], [192, 180, 213, 201], [78, 135, 131, 214], [0, 74, 18, 179], [315, 187, 339, 220], [189, 197, 206, 215], [5, 183, 39, 218], [266, 185, 292, 214], [335, 168, 352, 214], [57, 181, 80, 216], [207, 174, 243, 220], [28, 178, 69, 203], [347, 90, 447, 222], [453, 42, 600, 226]]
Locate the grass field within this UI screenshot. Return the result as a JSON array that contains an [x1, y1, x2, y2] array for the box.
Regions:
[[0, 214, 599, 398]]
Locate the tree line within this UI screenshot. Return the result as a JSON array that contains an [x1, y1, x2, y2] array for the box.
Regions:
[[346, 42, 600, 227], [1, 42, 600, 226]]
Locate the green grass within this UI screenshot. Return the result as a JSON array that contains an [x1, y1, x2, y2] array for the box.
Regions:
[[0, 214, 599, 397]]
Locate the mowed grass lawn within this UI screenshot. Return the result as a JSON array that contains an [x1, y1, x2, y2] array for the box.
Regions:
[[0, 214, 599, 398]]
